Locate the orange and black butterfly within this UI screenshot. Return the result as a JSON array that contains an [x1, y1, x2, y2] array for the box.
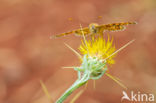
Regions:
[[51, 22, 137, 38]]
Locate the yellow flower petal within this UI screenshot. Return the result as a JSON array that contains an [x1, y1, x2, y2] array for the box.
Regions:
[[79, 35, 116, 65]]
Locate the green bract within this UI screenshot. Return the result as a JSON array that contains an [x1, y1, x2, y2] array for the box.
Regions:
[[56, 54, 107, 103]]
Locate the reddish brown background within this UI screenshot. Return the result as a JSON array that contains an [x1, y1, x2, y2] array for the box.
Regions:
[[0, 0, 156, 103]]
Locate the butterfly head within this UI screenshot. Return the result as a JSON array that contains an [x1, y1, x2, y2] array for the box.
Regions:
[[89, 23, 99, 34]]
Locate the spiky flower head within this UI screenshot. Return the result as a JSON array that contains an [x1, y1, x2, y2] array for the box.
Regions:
[[56, 34, 134, 102], [79, 36, 116, 65]]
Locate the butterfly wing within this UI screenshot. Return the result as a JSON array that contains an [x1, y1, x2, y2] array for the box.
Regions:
[[52, 22, 137, 38], [51, 27, 90, 38], [51, 30, 74, 38], [98, 22, 137, 33], [74, 27, 90, 36]]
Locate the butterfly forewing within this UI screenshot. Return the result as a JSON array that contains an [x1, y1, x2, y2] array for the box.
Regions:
[[52, 27, 90, 38], [74, 27, 90, 36], [98, 22, 136, 32]]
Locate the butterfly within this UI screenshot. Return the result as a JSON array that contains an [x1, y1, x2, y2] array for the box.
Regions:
[[51, 22, 137, 38]]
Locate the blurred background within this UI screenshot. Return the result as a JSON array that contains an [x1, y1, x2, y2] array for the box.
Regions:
[[0, 0, 156, 103]]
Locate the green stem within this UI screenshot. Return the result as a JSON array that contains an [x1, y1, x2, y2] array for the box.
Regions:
[[56, 73, 89, 103]]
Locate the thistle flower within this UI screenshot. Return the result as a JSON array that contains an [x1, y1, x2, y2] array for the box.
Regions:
[[79, 36, 116, 65], [55, 34, 134, 103], [55, 32, 135, 103], [67, 35, 116, 81]]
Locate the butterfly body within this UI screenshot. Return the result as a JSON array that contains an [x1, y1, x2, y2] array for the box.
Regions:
[[52, 22, 137, 38]]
